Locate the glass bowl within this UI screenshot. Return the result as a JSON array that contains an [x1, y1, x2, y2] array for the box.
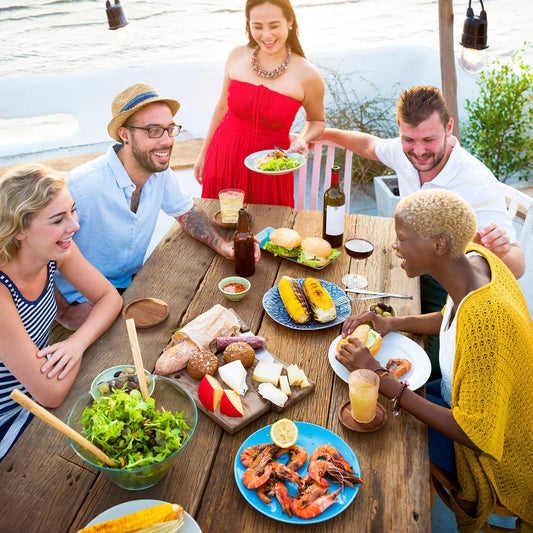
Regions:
[[67, 376, 197, 490], [218, 276, 251, 301]]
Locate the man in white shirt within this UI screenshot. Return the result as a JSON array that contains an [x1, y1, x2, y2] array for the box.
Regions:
[[321, 86, 525, 378], [321, 85, 525, 278]]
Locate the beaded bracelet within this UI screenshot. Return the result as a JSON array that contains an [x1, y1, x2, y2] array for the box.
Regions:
[[392, 382, 408, 416]]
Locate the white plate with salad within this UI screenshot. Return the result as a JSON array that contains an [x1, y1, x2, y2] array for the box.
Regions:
[[244, 149, 305, 175]]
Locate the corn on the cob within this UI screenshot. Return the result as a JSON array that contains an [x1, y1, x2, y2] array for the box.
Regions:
[[77, 503, 183, 533], [278, 276, 311, 324], [302, 277, 336, 323]]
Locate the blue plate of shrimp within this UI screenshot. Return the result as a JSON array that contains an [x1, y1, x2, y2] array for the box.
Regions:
[[234, 422, 361, 524]]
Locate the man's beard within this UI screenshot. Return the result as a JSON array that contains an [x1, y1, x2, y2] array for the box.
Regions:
[[405, 141, 447, 174], [131, 142, 172, 174]]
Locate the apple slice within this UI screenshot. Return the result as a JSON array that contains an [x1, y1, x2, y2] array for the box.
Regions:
[[198, 375, 223, 412], [220, 389, 244, 417]]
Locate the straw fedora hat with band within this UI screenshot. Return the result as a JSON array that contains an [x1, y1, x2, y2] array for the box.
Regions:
[[107, 83, 181, 143]]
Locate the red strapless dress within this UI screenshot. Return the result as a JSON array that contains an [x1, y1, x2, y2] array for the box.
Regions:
[[201, 79, 302, 208]]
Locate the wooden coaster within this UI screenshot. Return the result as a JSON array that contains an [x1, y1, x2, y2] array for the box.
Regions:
[[122, 298, 170, 328], [213, 211, 237, 229], [338, 400, 387, 432]]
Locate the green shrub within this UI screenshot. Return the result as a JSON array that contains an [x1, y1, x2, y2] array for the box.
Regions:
[[320, 67, 398, 184], [461, 46, 533, 182]]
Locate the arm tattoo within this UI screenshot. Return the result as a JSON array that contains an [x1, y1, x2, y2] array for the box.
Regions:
[[177, 205, 226, 251]]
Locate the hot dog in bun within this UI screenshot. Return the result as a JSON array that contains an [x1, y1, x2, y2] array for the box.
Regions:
[[336, 323, 382, 356], [264, 228, 302, 258]]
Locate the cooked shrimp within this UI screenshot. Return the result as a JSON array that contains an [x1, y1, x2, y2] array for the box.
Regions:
[[240, 444, 280, 467], [284, 445, 308, 471], [386, 358, 412, 379], [309, 445, 353, 473], [291, 489, 340, 519], [242, 445, 280, 489], [257, 479, 293, 517], [270, 461, 302, 484], [308, 459, 365, 489]]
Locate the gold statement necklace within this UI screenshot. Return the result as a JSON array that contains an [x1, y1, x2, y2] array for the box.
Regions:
[[251, 46, 291, 79]]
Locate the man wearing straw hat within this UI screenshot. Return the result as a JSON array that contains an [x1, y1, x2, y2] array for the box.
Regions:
[[54, 83, 257, 330]]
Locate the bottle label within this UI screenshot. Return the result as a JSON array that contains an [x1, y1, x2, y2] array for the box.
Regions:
[[325, 205, 344, 236]]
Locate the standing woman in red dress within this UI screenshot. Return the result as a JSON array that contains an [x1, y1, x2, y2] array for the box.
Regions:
[[195, 0, 325, 208]]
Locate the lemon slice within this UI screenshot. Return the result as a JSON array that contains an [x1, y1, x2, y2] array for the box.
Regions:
[[270, 418, 298, 448]]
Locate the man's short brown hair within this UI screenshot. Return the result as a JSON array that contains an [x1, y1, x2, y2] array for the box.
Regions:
[[396, 86, 450, 128]]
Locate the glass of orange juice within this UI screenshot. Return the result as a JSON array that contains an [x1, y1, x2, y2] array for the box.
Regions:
[[218, 189, 244, 223], [348, 369, 379, 423]]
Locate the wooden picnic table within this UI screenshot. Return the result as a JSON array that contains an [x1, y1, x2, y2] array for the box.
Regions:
[[0, 199, 430, 532]]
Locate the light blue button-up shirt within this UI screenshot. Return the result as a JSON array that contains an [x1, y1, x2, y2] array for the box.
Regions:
[[55, 145, 194, 303]]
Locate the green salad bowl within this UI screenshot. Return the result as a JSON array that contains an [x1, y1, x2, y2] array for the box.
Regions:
[[67, 376, 197, 490]]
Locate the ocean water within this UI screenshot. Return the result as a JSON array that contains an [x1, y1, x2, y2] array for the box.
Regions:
[[0, 0, 531, 79]]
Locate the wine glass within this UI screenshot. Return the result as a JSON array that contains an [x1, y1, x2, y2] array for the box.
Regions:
[[342, 224, 374, 289]]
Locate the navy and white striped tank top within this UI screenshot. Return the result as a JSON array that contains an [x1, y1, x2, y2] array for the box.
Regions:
[[0, 261, 57, 460]]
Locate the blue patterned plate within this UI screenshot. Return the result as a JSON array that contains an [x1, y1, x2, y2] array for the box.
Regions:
[[234, 422, 360, 524], [263, 279, 351, 330]]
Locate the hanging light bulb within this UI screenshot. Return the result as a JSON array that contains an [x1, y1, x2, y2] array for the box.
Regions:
[[458, 0, 488, 75], [106, 0, 132, 48]]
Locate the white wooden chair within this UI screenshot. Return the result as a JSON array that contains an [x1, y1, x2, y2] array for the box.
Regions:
[[498, 182, 533, 252], [290, 136, 353, 212]]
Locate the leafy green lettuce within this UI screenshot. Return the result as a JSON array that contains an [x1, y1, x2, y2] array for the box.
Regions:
[[256, 156, 301, 172], [81, 387, 190, 469], [297, 248, 340, 268], [263, 241, 301, 257]]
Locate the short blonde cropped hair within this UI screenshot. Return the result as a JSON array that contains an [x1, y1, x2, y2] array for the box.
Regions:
[[0, 164, 67, 266], [395, 189, 477, 257]]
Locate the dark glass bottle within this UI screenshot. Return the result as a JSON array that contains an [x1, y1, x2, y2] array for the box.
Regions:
[[322, 165, 346, 248], [234, 207, 255, 277]]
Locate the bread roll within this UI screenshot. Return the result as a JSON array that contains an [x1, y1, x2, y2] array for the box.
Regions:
[[187, 351, 219, 380], [223, 342, 255, 368], [336, 324, 382, 356]]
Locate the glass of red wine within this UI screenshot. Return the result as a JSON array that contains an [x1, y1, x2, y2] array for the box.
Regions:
[[342, 225, 374, 289]]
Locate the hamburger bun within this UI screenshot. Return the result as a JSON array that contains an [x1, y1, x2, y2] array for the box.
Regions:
[[299, 237, 332, 267], [336, 323, 382, 356], [269, 228, 302, 253]]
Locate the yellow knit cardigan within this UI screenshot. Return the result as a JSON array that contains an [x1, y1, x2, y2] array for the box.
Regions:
[[447, 244, 533, 532]]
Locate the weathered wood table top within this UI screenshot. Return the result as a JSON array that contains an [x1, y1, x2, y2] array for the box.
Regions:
[[0, 199, 430, 532]]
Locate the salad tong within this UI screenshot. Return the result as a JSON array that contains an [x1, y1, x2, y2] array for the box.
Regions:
[[345, 288, 413, 300]]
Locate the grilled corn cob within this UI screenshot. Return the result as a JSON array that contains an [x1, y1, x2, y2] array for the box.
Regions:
[[278, 276, 311, 324], [302, 277, 336, 323], [77, 503, 184, 533]]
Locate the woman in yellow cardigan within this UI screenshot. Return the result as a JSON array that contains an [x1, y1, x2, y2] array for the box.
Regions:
[[337, 189, 533, 532]]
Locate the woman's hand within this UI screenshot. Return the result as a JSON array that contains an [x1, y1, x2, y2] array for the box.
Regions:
[[342, 310, 396, 338], [336, 337, 382, 373], [288, 138, 308, 158], [37, 338, 84, 380], [194, 153, 205, 184]]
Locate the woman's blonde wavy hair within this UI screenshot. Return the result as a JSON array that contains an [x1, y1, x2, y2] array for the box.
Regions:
[[0, 164, 67, 266], [395, 189, 477, 258]]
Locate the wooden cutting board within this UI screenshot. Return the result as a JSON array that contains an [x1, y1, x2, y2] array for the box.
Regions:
[[122, 298, 170, 328], [160, 327, 315, 434]]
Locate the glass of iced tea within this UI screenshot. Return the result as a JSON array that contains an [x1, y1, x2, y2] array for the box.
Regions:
[[348, 369, 379, 423], [218, 189, 244, 223], [342, 224, 374, 289]]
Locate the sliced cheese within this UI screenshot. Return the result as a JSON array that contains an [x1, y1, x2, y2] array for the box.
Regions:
[[299, 368, 310, 388], [287, 364, 302, 386], [279, 375, 291, 396], [258, 382, 288, 408], [252, 361, 282, 386], [218, 360, 248, 395]]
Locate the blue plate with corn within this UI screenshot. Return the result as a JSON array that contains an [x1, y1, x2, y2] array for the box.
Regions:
[[263, 277, 351, 330]]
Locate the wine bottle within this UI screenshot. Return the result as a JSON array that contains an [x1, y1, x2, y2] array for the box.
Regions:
[[322, 165, 345, 248], [234, 207, 255, 277]]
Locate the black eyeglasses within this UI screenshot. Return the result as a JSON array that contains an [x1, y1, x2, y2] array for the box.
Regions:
[[126, 124, 182, 138]]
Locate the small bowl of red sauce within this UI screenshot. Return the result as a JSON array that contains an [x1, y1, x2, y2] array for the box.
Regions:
[[218, 276, 251, 301]]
